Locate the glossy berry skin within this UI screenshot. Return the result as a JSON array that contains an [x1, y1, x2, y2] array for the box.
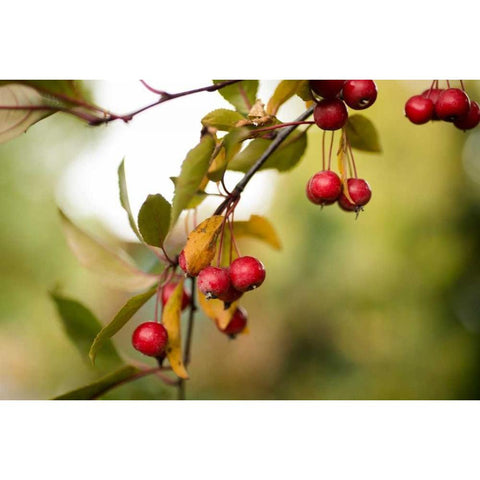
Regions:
[[421, 88, 444, 120], [342, 80, 377, 110], [454, 101, 480, 130], [161, 282, 190, 311], [229, 256, 266, 292], [306, 170, 342, 204], [313, 99, 348, 131], [347, 178, 372, 206], [217, 307, 248, 337], [198, 266, 231, 299], [216, 283, 243, 306], [405, 95, 434, 124], [337, 193, 357, 211], [132, 322, 168, 357], [310, 80, 345, 99], [178, 250, 187, 273], [435, 88, 470, 122]]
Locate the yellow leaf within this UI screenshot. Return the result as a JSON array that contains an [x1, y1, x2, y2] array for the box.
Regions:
[[266, 80, 301, 116], [233, 214, 282, 250], [337, 134, 354, 204], [162, 280, 189, 379], [184, 215, 224, 276], [239, 326, 250, 335], [197, 288, 239, 330]]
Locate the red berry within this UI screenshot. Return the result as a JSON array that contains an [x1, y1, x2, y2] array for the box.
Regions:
[[217, 307, 248, 338], [216, 283, 243, 307], [178, 249, 187, 273], [132, 322, 168, 357], [306, 170, 342, 205], [435, 88, 470, 122], [198, 266, 231, 299], [161, 282, 190, 311], [342, 80, 377, 110], [421, 88, 444, 120], [338, 178, 372, 211], [337, 193, 357, 211], [454, 100, 480, 130], [313, 98, 348, 130], [405, 95, 434, 124], [229, 256, 266, 292], [310, 80, 346, 99]]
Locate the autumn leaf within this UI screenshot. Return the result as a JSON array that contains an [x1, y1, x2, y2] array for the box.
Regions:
[[197, 288, 239, 330]]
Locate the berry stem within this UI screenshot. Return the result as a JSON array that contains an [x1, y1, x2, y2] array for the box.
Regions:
[[328, 130, 335, 171], [322, 130, 326, 171], [249, 120, 315, 134]]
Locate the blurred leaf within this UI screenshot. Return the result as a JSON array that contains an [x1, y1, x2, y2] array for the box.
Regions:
[[197, 288, 239, 330], [207, 127, 251, 182], [170, 134, 216, 229], [53, 365, 139, 400], [59, 209, 158, 292], [138, 194, 171, 248], [163, 280, 189, 379], [214, 80, 259, 115], [228, 130, 308, 172], [89, 285, 158, 365], [345, 114, 382, 152], [295, 81, 314, 101], [337, 136, 354, 203], [0, 84, 55, 144], [201, 108, 245, 131], [0, 80, 83, 99], [267, 80, 302, 115], [118, 158, 143, 242], [50, 292, 122, 367], [170, 176, 208, 209], [183, 215, 224, 276], [233, 215, 282, 250]]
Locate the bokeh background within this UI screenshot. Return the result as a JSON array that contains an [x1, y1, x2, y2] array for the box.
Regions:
[[1, 80, 479, 400]]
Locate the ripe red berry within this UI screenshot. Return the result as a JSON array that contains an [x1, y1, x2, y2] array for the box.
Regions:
[[178, 249, 187, 273], [132, 322, 168, 357], [161, 282, 190, 311], [216, 283, 243, 307], [338, 178, 372, 211], [405, 95, 434, 124], [217, 307, 248, 338], [421, 88, 444, 120], [454, 100, 480, 130], [229, 256, 266, 292], [198, 266, 231, 299], [310, 80, 346, 99], [435, 88, 470, 122], [337, 193, 357, 211], [313, 98, 348, 130], [342, 80, 377, 110], [306, 170, 342, 205]]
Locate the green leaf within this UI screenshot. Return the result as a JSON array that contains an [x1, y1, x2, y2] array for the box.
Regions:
[[228, 129, 308, 173], [170, 133, 216, 228], [0, 80, 82, 99], [345, 114, 382, 153], [267, 80, 302, 115], [118, 158, 143, 242], [89, 285, 158, 365], [207, 127, 251, 182], [213, 80, 259, 115], [201, 108, 245, 131], [233, 215, 282, 250], [295, 81, 314, 101], [59, 209, 158, 292], [0, 84, 55, 145], [170, 177, 208, 209], [53, 365, 139, 400], [137, 194, 172, 248], [50, 292, 122, 367]]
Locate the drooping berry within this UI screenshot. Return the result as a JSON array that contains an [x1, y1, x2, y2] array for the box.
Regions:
[[178, 249, 187, 273], [421, 88, 444, 120], [132, 322, 168, 357], [217, 307, 248, 338], [229, 256, 266, 292], [198, 266, 231, 299], [310, 80, 346, 99], [161, 282, 190, 311], [216, 283, 243, 308], [338, 178, 372, 211], [435, 88, 470, 122], [337, 193, 357, 211], [454, 101, 480, 130], [306, 170, 342, 205], [405, 95, 434, 124], [313, 98, 348, 130], [342, 80, 377, 110]]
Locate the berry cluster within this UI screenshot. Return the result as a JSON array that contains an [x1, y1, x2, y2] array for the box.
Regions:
[[405, 81, 480, 130], [131, 281, 190, 358], [310, 80, 378, 131], [180, 250, 266, 338]]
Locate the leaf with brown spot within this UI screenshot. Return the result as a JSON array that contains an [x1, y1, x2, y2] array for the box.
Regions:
[[162, 280, 189, 379], [197, 288, 239, 330], [183, 215, 224, 276]]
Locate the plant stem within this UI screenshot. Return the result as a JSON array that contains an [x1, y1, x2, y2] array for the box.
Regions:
[[214, 105, 315, 216]]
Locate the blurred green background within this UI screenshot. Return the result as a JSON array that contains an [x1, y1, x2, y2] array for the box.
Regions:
[[1, 80, 480, 400]]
